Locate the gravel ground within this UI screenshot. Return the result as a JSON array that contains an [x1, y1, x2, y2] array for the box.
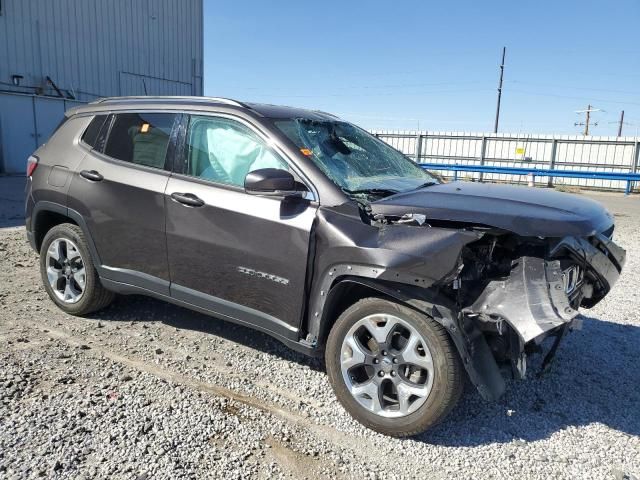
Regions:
[[1, 182, 639, 479]]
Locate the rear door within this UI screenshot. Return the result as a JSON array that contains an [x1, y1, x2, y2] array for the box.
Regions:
[[165, 113, 317, 336], [68, 111, 178, 294]]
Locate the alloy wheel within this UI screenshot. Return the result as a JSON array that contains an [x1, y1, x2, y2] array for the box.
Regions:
[[340, 313, 435, 418], [45, 238, 86, 304]]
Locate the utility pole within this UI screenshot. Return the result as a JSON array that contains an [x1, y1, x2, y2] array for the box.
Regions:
[[493, 46, 506, 133], [584, 105, 592, 136], [609, 110, 632, 136], [574, 105, 601, 136], [618, 110, 625, 137]]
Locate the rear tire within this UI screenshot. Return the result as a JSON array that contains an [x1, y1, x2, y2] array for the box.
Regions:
[[39, 223, 114, 316], [325, 297, 463, 437]]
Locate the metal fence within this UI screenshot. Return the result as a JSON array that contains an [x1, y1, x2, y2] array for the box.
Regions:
[[370, 130, 640, 192]]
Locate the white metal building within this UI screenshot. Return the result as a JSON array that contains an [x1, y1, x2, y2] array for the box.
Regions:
[[0, 0, 204, 173]]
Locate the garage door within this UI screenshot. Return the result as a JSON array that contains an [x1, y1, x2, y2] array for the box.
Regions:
[[0, 94, 37, 174], [34, 97, 66, 148], [0, 94, 77, 174]]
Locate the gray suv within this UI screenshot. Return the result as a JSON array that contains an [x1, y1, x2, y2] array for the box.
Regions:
[[25, 96, 625, 437]]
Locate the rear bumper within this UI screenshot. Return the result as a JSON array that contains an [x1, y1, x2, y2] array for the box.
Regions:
[[466, 234, 625, 344]]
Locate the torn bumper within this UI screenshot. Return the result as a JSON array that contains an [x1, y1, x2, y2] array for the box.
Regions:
[[465, 234, 625, 344]]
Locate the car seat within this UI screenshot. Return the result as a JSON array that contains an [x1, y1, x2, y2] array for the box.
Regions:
[[128, 124, 169, 168]]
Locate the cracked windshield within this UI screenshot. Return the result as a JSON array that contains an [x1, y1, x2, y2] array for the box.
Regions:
[[275, 118, 438, 198]]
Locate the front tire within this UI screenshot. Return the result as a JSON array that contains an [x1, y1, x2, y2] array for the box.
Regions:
[[325, 297, 464, 437], [39, 223, 114, 316]]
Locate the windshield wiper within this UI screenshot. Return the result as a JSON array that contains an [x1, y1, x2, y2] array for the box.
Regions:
[[343, 187, 399, 197], [413, 181, 438, 190]]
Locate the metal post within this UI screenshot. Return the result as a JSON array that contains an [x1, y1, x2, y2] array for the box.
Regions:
[[630, 140, 640, 195], [479, 136, 487, 182], [618, 110, 625, 137], [415, 133, 423, 164], [584, 104, 591, 136], [31, 96, 39, 148], [493, 47, 506, 134], [548, 139, 558, 188]]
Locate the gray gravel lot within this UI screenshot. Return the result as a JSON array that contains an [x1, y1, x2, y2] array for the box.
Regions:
[[1, 177, 639, 479]]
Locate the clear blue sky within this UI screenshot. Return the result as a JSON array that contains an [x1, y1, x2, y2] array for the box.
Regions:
[[203, 0, 640, 135]]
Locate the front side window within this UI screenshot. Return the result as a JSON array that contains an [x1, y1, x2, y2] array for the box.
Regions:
[[274, 119, 438, 198], [103, 112, 176, 169], [184, 115, 288, 187]]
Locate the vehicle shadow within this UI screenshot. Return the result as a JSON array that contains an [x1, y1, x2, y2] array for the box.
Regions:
[[88, 294, 325, 372], [419, 315, 640, 446], [89, 298, 639, 445], [0, 176, 26, 228]]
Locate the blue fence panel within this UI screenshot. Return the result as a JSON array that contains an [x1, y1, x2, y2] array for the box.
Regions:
[[419, 163, 640, 195]]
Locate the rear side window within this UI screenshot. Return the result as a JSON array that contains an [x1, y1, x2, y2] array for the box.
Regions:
[[103, 112, 177, 169], [81, 115, 108, 149]]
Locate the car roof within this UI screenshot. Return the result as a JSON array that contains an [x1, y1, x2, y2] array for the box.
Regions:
[[66, 96, 340, 121], [245, 102, 340, 120]]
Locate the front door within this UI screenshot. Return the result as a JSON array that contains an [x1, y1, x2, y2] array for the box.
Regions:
[[165, 114, 317, 337], [68, 112, 178, 294]]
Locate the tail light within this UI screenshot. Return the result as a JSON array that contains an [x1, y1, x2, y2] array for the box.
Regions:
[[26, 155, 39, 177]]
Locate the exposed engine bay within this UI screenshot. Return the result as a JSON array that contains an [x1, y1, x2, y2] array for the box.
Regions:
[[375, 210, 625, 381]]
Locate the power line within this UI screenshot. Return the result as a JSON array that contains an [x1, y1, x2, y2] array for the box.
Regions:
[[507, 80, 639, 96], [242, 87, 494, 99], [235, 84, 636, 106], [238, 80, 487, 92], [508, 89, 640, 106]]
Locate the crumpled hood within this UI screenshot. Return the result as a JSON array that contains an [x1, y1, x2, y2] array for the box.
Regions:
[[371, 181, 614, 237]]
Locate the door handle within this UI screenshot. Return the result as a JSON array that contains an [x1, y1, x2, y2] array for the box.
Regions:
[[170, 192, 205, 207], [80, 170, 103, 182]]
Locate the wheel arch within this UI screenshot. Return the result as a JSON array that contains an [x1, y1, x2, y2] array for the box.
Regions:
[[317, 275, 506, 401], [33, 206, 77, 252], [317, 278, 396, 345], [31, 202, 101, 266]]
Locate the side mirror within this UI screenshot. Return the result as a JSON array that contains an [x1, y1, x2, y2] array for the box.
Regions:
[[244, 168, 298, 196]]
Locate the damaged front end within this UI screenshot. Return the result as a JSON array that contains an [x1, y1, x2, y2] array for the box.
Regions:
[[315, 183, 626, 402], [453, 230, 625, 380]]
